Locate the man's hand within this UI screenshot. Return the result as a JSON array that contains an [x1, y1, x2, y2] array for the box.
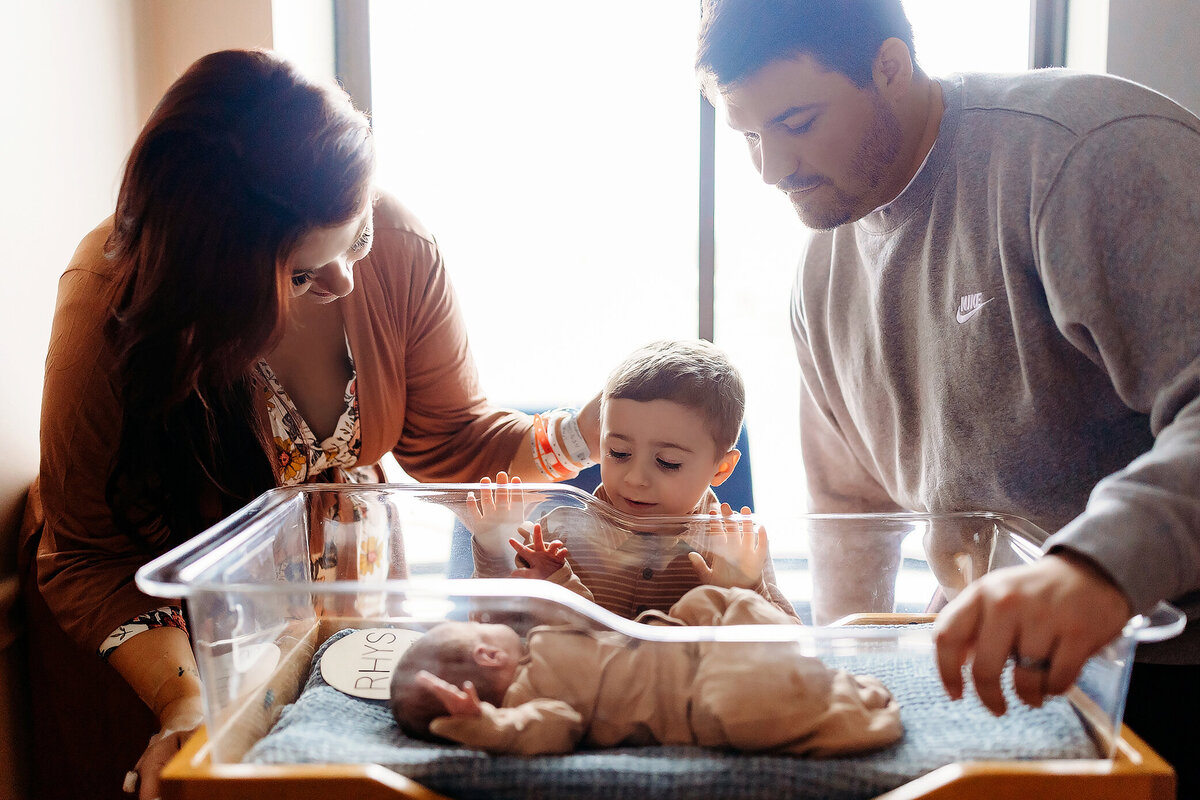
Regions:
[[465, 472, 531, 555], [933, 550, 1133, 715], [417, 670, 484, 717], [689, 504, 768, 589], [510, 523, 570, 579]]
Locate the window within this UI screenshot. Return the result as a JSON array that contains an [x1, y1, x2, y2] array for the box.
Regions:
[[368, 2, 701, 413], [361, 1, 1031, 545]]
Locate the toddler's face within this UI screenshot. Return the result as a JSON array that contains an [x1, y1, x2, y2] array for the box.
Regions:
[[599, 398, 727, 517]]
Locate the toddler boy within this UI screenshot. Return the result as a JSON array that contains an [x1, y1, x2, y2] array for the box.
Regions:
[[468, 339, 796, 619]]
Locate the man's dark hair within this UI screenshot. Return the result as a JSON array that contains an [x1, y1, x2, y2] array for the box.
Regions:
[[696, 0, 916, 91]]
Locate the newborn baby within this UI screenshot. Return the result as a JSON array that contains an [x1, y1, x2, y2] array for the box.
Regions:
[[390, 585, 902, 757]]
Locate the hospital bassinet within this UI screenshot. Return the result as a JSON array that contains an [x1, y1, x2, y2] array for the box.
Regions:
[[135, 484, 1183, 799]]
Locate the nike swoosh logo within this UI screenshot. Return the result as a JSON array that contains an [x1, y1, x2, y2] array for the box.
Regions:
[[956, 297, 993, 324]]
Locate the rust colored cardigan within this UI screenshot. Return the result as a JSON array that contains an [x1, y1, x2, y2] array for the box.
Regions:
[[21, 192, 532, 653]]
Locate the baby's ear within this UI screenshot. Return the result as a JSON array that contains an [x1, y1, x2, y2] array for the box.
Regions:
[[474, 643, 508, 668], [709, 449, 741, 487]]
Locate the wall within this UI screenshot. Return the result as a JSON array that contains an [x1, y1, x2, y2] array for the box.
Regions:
[[0, 0, 281, 562], [271, 0, 337, 84], [1067, 0, 1200, 114], [130, 0, 276, 121], [0, 2, 282, 797], [0, 5, 141, 795], [1065, 0, 1110, 73], [0, 0, 137, 563], [1105, 0, 1200, 114]]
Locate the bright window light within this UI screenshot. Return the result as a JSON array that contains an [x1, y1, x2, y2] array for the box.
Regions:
[[366, 1, 1030, 535], [368, 2, 700, 412]]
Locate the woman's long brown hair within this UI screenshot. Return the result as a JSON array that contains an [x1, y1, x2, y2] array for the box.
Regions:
[[104, 49, 375, 549]]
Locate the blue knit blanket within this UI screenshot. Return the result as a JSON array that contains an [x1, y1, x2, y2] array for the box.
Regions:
[[244, 628, 1099, 800]]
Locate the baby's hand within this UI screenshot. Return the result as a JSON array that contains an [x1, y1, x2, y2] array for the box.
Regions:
[[417, 670, 484, 717], [510, 523, 570, 580], [465, 472, 530, 555], [689, 504, 768, 589]]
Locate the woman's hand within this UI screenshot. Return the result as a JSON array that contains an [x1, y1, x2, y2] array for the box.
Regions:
[[131, 695, 204, 800], [690, 504, 768, 589], [465, 472, 531, 555], [107, 626, 204, 800], [510, 523, 570, 579]]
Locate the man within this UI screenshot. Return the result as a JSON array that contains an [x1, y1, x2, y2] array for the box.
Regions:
[[695, 0, 1199, 793]]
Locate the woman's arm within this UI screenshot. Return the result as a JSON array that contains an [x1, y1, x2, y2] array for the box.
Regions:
[[506, 394, 602, 481], [107, 626, 204, 800]]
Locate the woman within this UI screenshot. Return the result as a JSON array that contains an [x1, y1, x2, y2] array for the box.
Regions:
[[19, 49, 596, 800]]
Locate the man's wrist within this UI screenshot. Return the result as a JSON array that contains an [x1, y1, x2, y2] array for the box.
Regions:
[[1047, 547, 1133, 616]]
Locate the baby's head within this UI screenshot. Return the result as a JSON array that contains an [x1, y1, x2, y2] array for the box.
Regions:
[[389, 620, 523, 739], [599, 339, 745, 517]]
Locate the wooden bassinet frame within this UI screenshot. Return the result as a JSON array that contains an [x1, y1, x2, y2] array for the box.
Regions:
[[158, 616, 1176, 800]]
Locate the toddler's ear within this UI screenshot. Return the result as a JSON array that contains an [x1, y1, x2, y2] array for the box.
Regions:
[[709, 449, 741, 487]]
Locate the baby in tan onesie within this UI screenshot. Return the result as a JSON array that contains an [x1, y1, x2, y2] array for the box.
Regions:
[[390, 585, 902, 757]]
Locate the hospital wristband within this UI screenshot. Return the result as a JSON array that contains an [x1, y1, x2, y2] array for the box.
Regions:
[[552, 407, 596, 469], [544, 410, 580, 473], [530, 413, 569, 480]]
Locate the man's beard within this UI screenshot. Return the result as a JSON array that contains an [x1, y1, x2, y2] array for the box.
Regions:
[[788, 95, 903, 230]]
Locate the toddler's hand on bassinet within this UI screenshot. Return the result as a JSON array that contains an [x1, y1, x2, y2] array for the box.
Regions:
[[465, 472, 531, 555], [418, 670, 484, 717], [690, 504, 768, 589], [510, 523, 570, 579]]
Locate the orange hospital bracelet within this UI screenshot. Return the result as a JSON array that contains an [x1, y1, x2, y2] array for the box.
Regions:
[[530, 413, 569, 480], [545, 410, 578, 472]]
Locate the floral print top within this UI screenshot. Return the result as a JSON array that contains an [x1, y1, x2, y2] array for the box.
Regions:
[[98, 606, 189, 661], [99, 339, 364, 657], [252, 347, 362, 485]]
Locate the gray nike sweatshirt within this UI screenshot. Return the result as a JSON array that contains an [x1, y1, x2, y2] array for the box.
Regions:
[[792, 70, 1200, 663]]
